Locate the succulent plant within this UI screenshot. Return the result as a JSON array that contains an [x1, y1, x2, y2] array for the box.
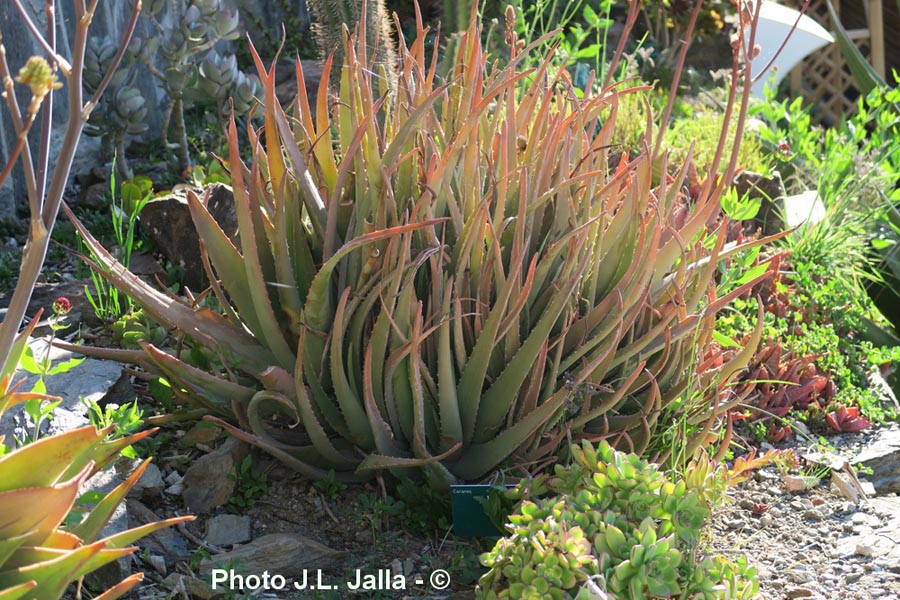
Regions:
[[66, 5, 773, 487], [307, 0, 396, 89], [476, 441, 759, 600], [92, 0, 258, 172], [0, 318, 191, 600], [83, 37, 149, 179]]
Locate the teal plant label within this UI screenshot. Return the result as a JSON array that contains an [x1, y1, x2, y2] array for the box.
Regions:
[[450, 484, 512, 537]]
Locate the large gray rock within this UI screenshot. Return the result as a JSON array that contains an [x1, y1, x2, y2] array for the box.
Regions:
[[199, 533, 344, 577], [139, 184, 237, 291], [0, 337, 124, 446], [852, 427, 900, 495]]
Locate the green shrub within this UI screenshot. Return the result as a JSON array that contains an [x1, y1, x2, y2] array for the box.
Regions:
[[476, 441, 758, 599]]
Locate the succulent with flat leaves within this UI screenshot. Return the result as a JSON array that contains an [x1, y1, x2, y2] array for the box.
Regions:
[[66, 4, 774, 488], [476, 441, 759, 599], [83, 37, 148, 179], [127, 0, 257, 171]]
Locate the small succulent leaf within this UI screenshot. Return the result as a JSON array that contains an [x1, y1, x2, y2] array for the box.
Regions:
[[90, 573, 144, 600]]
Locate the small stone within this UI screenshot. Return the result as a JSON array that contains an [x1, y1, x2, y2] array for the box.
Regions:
[[178, 421, 222, 446], [856, 541, 879, 557], [785, 475, 814, 492], [845, 572, 862, 583], [851, 512, 870, 525], [766, 485, 783, 496], [206, 514, 252, 546], [403, 559, 415, 577], [724, 517, 746, 530], [182, 438, 247, 513], [786, 586, 815, 598], [148, 555, 166, 576], [390, 558, 403, 576], [760, 514, 774, 527], [803, 508, 824, 521], [127, 462, 165, 498]]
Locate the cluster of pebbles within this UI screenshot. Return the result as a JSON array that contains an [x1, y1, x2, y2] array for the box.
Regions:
[[708, 423, 900, 600]]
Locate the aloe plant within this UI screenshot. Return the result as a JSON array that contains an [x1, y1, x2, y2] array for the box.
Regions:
[[66, 3, 776, 488], [0, 317, 191, 600]]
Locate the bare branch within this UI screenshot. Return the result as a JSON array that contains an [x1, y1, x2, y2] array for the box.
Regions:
[[10, 0, 71, 74]]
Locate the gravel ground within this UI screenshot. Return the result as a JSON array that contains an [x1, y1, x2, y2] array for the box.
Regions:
[[708, 423, 900, 600]]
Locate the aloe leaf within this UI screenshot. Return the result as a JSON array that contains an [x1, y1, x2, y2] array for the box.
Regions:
[[328, 290, 373, 447], [0, 582, 36, 600], [226, 118, 296, 370], [90, 573, 143, 600], [139, 344, 255, 411], [0, 534, 29, 567], [0, 463, 89, 547], [295, 336, 363, 470], [69, 459, 149, 542], [203, 416, 371, 483], [98, 516, 194, 550], [450, 386, 571, 480], [0, 427, 102, 491], [274, 102, 327, 238], [474, 247, 589, 440], [826, 0, 886, 95], [356, 442, 462, 472], [62, 203, 277, 374], [186, 189, 264, 339]]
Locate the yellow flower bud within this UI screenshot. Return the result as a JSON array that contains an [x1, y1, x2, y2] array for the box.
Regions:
[[15, 56, 63, 105]]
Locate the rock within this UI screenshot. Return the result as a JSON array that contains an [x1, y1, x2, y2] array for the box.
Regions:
[[723, 517, 746, 530], [273, 58, 325, 108], [164, 574, 224, 600], [182, 437, 247, 513], [803, 509, 824, 521], [785, 586, 816, 598], [856, 539, 880, 557], [760, 514, 774, 527], [734, 170, 785, 232], [139, 184, 238, 290], [123, 460, 165, 499], [78, 182, 109, 209], [785, 475, 818, 492], [0, 337, 124, 445], [783, 190, 827, 230], [180, 421, 224, 446], [199, 533, 344, 577], [206, 514, 252, 546], [852, 428, 900, 494], [147, 555, 166, 576], [126, 499, 192, 566], [97, 372, 138, 409]]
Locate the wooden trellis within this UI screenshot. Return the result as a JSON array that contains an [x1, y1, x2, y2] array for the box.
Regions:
[[788, 0, 885, 125]]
